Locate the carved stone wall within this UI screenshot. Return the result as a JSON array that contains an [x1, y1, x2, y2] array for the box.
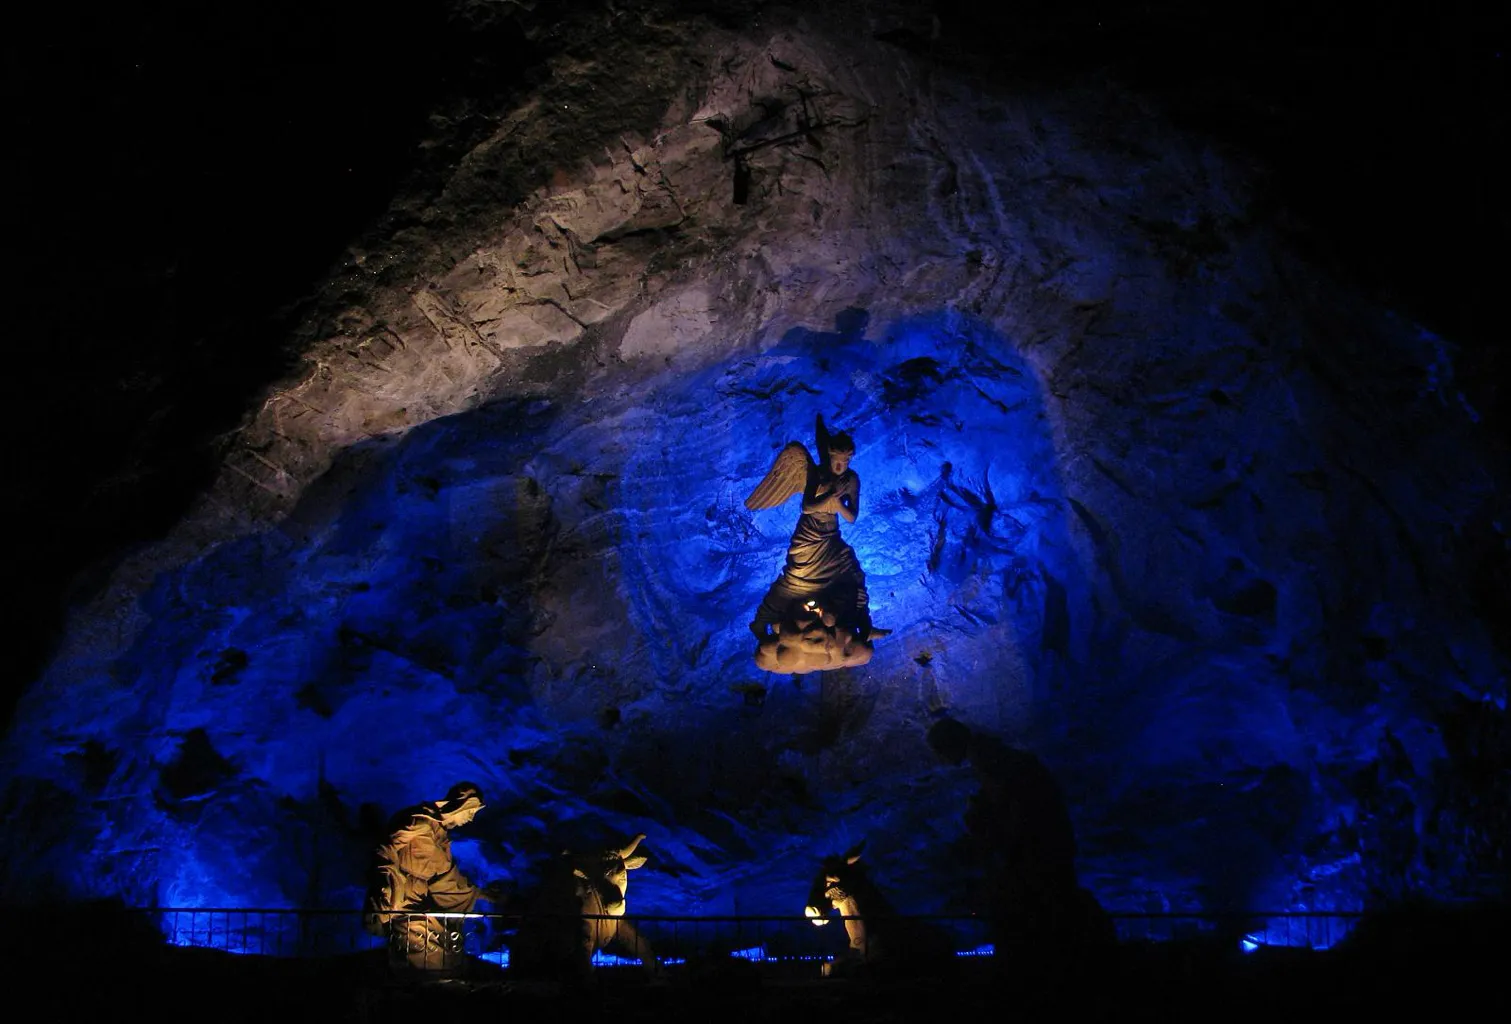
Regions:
[[3, 6, 1505, 919]]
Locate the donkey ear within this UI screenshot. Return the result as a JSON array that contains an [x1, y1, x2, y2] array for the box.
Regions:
[[624, 854, 649, 871], [573, 867, 589, 880], [843, 840, 866, 864]]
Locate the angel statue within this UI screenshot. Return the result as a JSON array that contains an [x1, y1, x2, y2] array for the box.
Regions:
[[745, 415, 883, 674]]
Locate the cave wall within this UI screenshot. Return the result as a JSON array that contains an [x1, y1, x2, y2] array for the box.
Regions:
[[3, 13, 1505, 921]]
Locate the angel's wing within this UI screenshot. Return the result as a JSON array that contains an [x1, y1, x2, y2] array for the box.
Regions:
[[744, 441, 813, 510], [815, 413, 833, 467]]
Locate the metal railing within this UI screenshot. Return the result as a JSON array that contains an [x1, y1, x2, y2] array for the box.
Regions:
[[129, 907, 1361, 967], [141, 908, 992, 965], [1111, 912, 1363, 951]]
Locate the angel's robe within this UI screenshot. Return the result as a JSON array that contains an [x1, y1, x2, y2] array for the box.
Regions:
[[753, 469, 869, 633]]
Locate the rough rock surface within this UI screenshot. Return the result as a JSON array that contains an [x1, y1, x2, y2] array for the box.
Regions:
[[3, 7, 1506, 925]]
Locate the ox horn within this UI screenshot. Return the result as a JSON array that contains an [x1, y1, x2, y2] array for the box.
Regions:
[[619, 833, 647, 859]]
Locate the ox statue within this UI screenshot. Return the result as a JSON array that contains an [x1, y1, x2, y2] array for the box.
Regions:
[[512, 833, 659, 983], [803, 842, 953, 977]]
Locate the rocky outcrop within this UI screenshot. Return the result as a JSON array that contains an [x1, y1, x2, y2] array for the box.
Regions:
[[2, 7, 1505, 920]]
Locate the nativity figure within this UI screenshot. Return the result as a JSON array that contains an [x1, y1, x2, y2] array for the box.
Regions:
[[746, 415, 883, 672], [362, 782, 503, 974]]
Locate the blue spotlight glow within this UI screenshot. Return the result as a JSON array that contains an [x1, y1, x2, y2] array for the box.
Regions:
[[1237, 915, 1357, 952], [589, 950, 686, 967], [159, 911, 308, 956]]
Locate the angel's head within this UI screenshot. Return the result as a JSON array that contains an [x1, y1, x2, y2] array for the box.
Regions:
[[826, 431, 855, 476]]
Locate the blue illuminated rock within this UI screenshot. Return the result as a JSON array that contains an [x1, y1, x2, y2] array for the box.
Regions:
[[1, 11, 1504, 930]]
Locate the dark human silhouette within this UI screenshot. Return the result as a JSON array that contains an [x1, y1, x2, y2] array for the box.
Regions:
[[927, 719, 1115, 986]]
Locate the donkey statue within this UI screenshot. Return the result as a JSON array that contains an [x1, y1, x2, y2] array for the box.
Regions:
[[803, 842, 953, 977], [513, 833, 659, 982]]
